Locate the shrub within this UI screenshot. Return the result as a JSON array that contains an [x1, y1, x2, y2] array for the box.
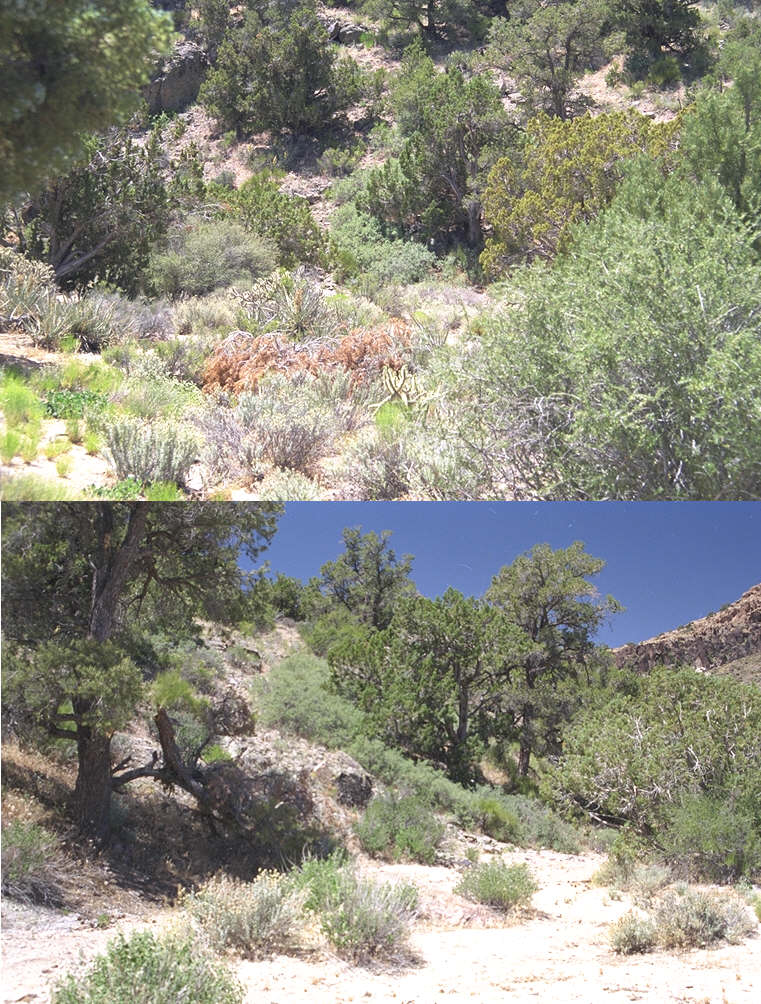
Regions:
[[153, 337, 215, 386], [181, 872, 305, 957], [0, 429, 22, 463], [118, 357, 202, 420], [51, 929, 243, 1004], [233, 268, 340, 341], [147, 219, 275, 299], [45, 388, 107, 420], [499, 794, 582, 854], [0, 474, 78, 500], [318, 872, 418, 962], [226, 174, 325, 268], [454, 860, 538, 911], [173, 291, 240, 337], [200, 6, 358, 137], [337, 425, 413, 500], [0, 248, 58, 330], [355, 793, 445, 864], [63, 294, 125, 352], [609, 910, 657, 954], [0, 820, 69, 905], [255, 469, 324, 500], [473, 795, 521, 844], [289, 850, 350, 912], [201, 321, 411, 394], [104, 416, 198, 485], [660, 792, 761, 883], [236, 389, 334, 474], [253, 652, 365, 748], [329, 205, 436, 285], [653, 886, 757, 949]]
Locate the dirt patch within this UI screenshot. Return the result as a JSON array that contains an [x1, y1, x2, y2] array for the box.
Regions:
[[3, 847, 758, 1004]]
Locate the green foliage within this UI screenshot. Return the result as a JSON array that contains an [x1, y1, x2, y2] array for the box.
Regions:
[[331, 543, 613, 781], [3, 639, 143, 738], [0, 821, 69, 905], [317, 527, 415, 632], [224, 174, 324, 268], [329, 204, 436, 284], [20, 129, 171, 293], [615, 0, 702, 71], [181, 872, 305, 957], [255, 470, 324, 500], [481, 110, 678, 271], [660, 793, 761, 882], [355, 793, 445, 863], [360, 41, 511, 247], [200, 4, 358, 136], [454, 860, 538, 910], [1, 373, 44, 427], [51, 929, 243, 1004], [679, 23, 761, 235], [555, 666, 761, 878], [470, 796, 521, 843], [331, 588, 528, 779], [147, 219, 276, 299], [104, 416, 198, 487], [362, 0, 486, 41], [235, 389, 334, 475], [44, 389, 107, 420], [609, 911, 657, 954], [288, 851, 350, 913], [486, 1, 608, 119], [0, 474, 78, 500], [253, 652, 366, 748], [0, 1, 173, 202], [460, 166, 761, 499]]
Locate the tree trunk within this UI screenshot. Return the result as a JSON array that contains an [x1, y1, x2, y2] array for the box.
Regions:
[[72, 502, 150, 841], [465, 199, 482, 248], [517, 735, 531, 777], [74, 728, 113, 845]]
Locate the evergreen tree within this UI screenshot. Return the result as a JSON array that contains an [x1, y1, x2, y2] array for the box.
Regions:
[[2, 503, 281, 844], [0, 1, 173, 201]]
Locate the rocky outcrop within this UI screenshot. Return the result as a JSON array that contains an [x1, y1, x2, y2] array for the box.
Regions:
[[144, 39, 207, 115], [614, 583, 761, 682], [326, 21, 371, 44]]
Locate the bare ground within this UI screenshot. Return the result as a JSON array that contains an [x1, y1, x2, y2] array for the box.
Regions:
[[3, 847, 759, 1004]]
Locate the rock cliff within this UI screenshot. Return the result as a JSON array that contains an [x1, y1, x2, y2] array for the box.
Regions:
[[614, 583, 761, 684]]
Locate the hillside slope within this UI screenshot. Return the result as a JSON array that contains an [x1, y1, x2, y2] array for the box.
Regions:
[[614, 583, 761, 684]]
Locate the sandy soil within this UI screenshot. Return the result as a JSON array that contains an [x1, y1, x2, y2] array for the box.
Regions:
[[3, 848, 758, 1004]]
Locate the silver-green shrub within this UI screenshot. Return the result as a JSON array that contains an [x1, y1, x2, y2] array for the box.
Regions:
[[105, 416, 197, 485], [181, 872, 305, 957], [454, 860, 538, 911]]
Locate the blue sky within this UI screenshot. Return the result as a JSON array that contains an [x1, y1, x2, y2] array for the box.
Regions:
[[252, 503, 761, 648]]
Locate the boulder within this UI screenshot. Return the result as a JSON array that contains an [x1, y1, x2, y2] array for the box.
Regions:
[[144, 39, 207, 115], [313, 751, 373, 808]]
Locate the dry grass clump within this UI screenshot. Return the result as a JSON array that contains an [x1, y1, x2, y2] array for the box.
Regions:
[[201, 321, 412, 394], [609, 884, 758, 954], [180, 872, 306, 957], [1, 819, 73, 906]]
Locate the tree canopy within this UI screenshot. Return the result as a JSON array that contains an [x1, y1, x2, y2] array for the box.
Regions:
[[0, 0, 173, 202], [314, 527, 416, 632], [328, 541, 618, 781], [360, 41, 511, 248]]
